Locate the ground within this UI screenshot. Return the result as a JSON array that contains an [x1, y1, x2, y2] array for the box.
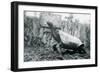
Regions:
[[24, 45, 90, 62]]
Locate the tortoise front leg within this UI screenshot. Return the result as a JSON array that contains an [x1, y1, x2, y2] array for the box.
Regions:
[[56, 43, 62, 55], [56, 43, 65, 60]]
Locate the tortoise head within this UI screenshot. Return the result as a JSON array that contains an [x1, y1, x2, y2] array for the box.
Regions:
[[47, 21, 53, 28]]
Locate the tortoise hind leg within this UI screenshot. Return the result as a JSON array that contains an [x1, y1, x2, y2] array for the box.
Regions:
[[78, 48, 86, 54], [77, 44, 86, 54]]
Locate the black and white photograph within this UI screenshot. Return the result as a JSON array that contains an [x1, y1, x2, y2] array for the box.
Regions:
[[11, 1, 97, 71], [24, 11, 90, 62]]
